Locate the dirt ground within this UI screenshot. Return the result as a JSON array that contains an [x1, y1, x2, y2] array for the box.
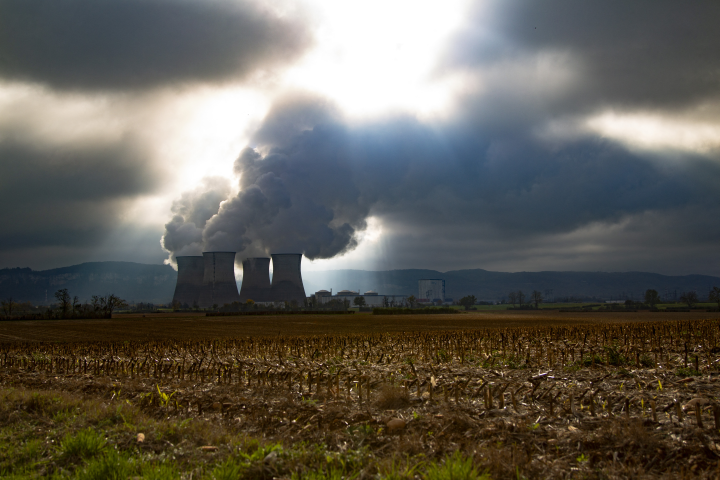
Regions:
[[0, 309, 715, 343], [3, 313, 720, 478]]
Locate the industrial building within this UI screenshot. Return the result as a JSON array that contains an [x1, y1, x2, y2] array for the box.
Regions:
[[418, 279, 445, 302], [171, 256, 205, 308], [238, 257, 271, 303], [171, 252, 308, 309], [270, 254, 306, 304], [171, 257, 449, 309], [197, 252, 241, 307], [315, 289, 408, 307]]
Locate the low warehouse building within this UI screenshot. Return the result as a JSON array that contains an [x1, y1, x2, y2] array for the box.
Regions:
[[316, 290, 408, 307]]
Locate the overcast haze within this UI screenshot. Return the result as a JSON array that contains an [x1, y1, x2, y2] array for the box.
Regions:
[[1, 0, 719, 276]]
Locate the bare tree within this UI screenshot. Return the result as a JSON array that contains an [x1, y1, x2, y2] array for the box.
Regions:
[[517, 290, 526, 306], [710, 286, 720, 311], [508, 291, 518, 308], [89, 294, 128, 316], [531, 290, 543, 309], [55, 289, 71, 317], [406, 295, 416, 308], [72, 296, 82, 314], [91, 295, 104, 313], [1, 297, 17, 316], [679, 291, 698, 308]]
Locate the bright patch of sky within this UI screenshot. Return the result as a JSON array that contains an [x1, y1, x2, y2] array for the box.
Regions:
[[587, 110, 720, 155], [283, 0, 472, 120]]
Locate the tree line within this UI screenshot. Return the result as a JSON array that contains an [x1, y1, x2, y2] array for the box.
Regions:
[[1, 289, 128, 320], [506, 290, 544, 309], [461, 286, 720, 310], [644, 287, 720, 309]]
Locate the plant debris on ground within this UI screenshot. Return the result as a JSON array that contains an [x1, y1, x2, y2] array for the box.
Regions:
[[2, 317, 720, 478]]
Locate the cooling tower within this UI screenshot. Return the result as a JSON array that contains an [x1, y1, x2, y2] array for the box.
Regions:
[[239, 257, 271, 303], [270, 253, 306, 303], [197, 252, 241, 308], [172, 256, 204, 307]]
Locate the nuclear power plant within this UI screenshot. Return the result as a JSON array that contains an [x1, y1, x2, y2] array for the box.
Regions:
[[197, 252, 242, 307], [239, 257, 271, 303], [269, 254, 306, 304], [172, 252, 307, 308], [171, 256, 205, 307]]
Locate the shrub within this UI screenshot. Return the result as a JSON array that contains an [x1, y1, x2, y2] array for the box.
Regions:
[[291, 467, 350, 480], [373, 307, 458, 315], [60, 428, 106, 462], [639, 354, 655, 368], [76, 449, 135, 480], [424, 451, 489, 480], [141, 462, 180, 480], [210, 457, 246, 480], [604, 345, 627, 366], [676, 367, 700, 377]]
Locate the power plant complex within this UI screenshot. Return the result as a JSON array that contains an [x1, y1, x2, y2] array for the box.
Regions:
[[172, 254, 449, 309], [172, 252, 306, 308]]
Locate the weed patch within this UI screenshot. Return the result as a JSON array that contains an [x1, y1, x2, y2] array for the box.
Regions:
[[424, 451, 489, 480], [60, 428, 106, 463]]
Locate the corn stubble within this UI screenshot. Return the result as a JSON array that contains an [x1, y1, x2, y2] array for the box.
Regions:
[[2, 318, 720, 478]]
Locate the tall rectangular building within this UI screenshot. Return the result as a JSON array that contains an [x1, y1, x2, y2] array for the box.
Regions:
[[418, 279, 445, 302]]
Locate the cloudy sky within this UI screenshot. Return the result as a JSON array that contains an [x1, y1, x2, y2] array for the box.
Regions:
[[1, 0, 719, 276]]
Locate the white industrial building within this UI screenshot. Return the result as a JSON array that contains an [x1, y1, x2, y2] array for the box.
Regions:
[[418, 279, 445, 302], [314, 289, 408, 307]]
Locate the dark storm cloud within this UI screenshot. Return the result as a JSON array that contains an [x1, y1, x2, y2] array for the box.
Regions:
[[0, 0, 310, 91], [162, 92, 720, 268], [161, 177, 231, 258], [445, 0, 720, 115], [163, 2, 720, 274], [0, 138, 162, 250], [165, 96, 720, 272]]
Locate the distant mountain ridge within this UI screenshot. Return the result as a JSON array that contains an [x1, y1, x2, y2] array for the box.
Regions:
[[0, 262, 177, 304], [302, 269, 720, 302], [1, 262, 719, 305]]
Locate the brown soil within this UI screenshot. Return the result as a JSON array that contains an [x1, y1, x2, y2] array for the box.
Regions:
[[2, 314, 720, 477], [0, 309, 715, 343]]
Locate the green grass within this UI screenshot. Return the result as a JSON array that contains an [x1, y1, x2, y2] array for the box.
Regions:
[[463, 305, 509, 311], [74, 449, 136, 480], [467, 303, 601, 311], [140, 462, 181, 480], [60, 428, 107, 462], [480, 302, 717, 311], [676, 367, 701, 377], [0, 388, 491, 480], [209, 457, 246, 480], [0, 433, 45, 477], [540, 302, 591, 309], [657, 302, 716, 309], [425, 451, 490, 480]]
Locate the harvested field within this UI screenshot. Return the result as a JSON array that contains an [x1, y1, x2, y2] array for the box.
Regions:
[[0, 309, 716, 343], [2, 315, 720, 478]]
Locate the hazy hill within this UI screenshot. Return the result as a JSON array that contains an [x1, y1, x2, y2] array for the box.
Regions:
[[1, 262, 719, 305], [0, 262, 177, 305], [303, 269, 720, 302]]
